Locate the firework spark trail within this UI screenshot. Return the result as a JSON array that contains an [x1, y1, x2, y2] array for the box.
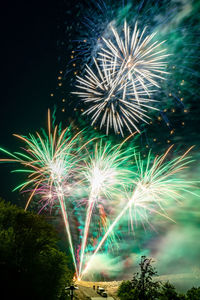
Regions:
[[80, 146, 198, 278], [73, 57, 159, 135], [80, 192, 134, 278], [98, 21, 169, 101], [78, 141, 131, 276], [58, 189, 78, 276], [0, 110, 81, 276], [78, 192, 97, 276]]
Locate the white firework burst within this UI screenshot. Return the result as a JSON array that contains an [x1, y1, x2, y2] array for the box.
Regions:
[[98, 21, 169, 102], [72, 58, 158, 136]]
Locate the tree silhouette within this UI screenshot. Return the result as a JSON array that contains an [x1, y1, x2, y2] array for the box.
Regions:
[[186, 287, 200, 300], [0, 200, 73, 300], [118, 256, 161, 300], [131, 256, 161, 299]]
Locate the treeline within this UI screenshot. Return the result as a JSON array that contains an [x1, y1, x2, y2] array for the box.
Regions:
[[118, 256, 200, 300]]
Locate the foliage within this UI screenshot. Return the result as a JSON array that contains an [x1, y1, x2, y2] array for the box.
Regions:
[[131, 256, 161, 299], [117, 255, 200, 300], [118, 256, 161, 300], [0, 199, 73, 300], [186, 287, 200, 300], [159, 282, 182, 300], [117, 280, 137, 300]]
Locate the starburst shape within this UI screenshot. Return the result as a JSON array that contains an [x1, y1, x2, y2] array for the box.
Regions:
[[73, 58, 158, 135], [98, 21, 169, 102]]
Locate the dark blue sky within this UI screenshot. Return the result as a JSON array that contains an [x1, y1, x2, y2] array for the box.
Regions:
[[0, 2, 58, 202]]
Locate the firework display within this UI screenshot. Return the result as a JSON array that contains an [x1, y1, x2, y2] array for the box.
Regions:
[[78, 140, 131, 275], [1, 0, 200, 284], [58, 0, 200, 146], [80, 145, 197, 277], [73, 19, 169, 136], [98, 21, 169, 97], [0, 110, 82, 275], [73, 57, 159, 135], [0, 111, 199, 279]]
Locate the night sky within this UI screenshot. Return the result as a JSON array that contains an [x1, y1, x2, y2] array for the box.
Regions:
[[1, 0, 200, 202], [0, 2, 58, 202]]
